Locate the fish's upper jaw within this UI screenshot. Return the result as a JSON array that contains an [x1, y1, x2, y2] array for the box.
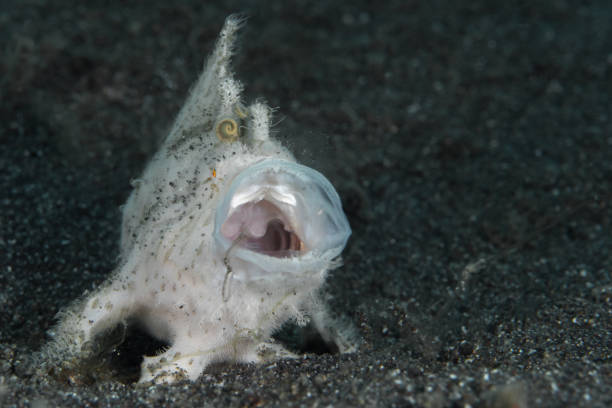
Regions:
[[214, 159, 351, 281]]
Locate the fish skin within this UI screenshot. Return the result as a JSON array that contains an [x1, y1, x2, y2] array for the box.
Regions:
[[40, 16, 356, 384]]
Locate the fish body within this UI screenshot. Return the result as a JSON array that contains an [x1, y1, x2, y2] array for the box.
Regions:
[[43, 16, 354, 383]]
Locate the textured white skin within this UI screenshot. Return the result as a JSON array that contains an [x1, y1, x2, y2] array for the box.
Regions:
[[42, 16, 355, 384]]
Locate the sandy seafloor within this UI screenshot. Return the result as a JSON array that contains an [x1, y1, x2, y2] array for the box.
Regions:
[[1, 0, 611, 406]]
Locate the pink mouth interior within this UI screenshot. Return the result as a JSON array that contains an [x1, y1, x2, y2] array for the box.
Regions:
[[220, 200, 303, 257]]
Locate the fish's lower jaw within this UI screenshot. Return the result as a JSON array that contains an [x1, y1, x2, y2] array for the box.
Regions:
[[217, 249, 332, 285]]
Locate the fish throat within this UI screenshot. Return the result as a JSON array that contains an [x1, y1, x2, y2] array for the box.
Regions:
[[220, 199, 305, 258]]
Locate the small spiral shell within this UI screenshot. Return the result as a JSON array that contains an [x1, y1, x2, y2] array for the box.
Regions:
[[216, 118, 240, 142]]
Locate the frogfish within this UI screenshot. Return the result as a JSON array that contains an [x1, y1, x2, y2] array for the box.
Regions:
[[41, 16, 355, 384]]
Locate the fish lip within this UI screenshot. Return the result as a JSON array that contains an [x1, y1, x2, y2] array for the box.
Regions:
[[213, 158, 351, 279]]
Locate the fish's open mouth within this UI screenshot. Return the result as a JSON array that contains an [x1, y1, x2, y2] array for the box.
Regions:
[[214, 159, 351, 278], [220, 200, 304, 257]]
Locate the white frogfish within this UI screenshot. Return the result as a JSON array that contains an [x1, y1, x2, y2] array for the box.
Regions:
[[41, 16, 355, 384]]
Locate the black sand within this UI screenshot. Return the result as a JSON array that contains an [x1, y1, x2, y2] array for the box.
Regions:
[[1, 1, 611, 406]]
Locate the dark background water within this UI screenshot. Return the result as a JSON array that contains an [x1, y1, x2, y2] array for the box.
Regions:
[[1, 1, 611, 406]]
